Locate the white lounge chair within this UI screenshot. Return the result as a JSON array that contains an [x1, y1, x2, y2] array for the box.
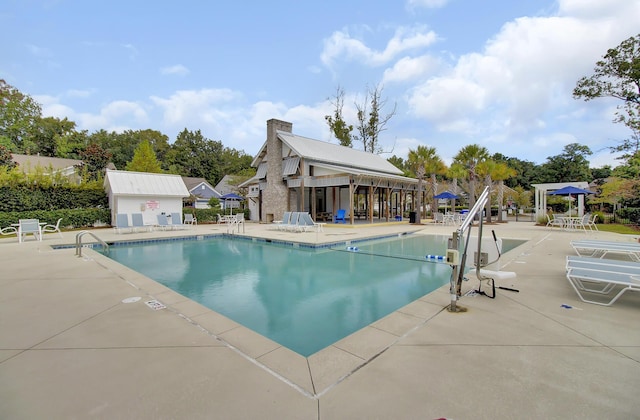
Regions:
[[131, 213, 151, 232], [284, 212, 301, 231], [571, 240, 640, 262], [156, 214, 173, 231], [18, 219, 42, 242], [114, 214, 133, 234], [42, 217, 63, 238], [565, 256, 640, 306], [171, 213, 188, 230], [184, 213, 197, 225], [274, 212, 291, 231], [297, 212, 323, 232]]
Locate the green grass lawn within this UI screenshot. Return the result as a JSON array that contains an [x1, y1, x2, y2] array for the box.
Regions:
[[596, 224, 640, 235]]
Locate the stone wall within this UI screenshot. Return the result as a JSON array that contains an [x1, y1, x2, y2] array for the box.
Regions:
[[261, 119, 292, 223]]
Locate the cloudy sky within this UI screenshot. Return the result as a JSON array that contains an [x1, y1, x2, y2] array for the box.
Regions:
[[3, 0, 639, 167]]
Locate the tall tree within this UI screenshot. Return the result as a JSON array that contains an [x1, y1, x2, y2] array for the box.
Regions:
[[125, 140, 162, 173], [325, 86, 354, 147], [407, 146, 446, 218], [0, 80, 42, 153], [452, 144, 490, 209], [573, 34, 640, 156], [31, 116, 77, 157], [78, 143, 112, 181], [538, 143, 592, 183], [354, 84, 396, 153]]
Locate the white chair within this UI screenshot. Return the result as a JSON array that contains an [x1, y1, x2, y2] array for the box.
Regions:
[[114, 214, 133, 234], [170, 213, 188, 230], [184, 213, 197, 225], [565, 255, 640, 306], [18, 219, 42, 242], [131, 213, 151, 232], [1, 226, 18, 236], [586, 214, 599, 231], [545, 214, 563, 229], [42, 218, 63, 238], [571, 240, 640, 261]]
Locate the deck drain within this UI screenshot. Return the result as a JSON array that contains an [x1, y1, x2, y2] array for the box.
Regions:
[[122, 297, 141, 304], [145, 300, 166, 310]]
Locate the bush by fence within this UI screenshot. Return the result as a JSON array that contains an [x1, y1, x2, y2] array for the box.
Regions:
[[0, 186, 108, 212], [0, 208, 111, 230]]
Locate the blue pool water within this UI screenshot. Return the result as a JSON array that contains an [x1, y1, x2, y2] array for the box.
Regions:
[[104, 234, 520, 356]]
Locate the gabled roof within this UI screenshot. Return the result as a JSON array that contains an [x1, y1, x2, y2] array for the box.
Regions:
[[252, 131, 404, 176], [182, 176, 221, 199], [278, 131, 403, 175], [104, 169, 189, 197]]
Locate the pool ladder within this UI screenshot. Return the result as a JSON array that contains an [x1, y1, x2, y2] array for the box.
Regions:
[[75, 230, 110, 257]]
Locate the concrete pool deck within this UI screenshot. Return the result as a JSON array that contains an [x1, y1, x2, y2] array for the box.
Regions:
[[1, 220, 639, 419]]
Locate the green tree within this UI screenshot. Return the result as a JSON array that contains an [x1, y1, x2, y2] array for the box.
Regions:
[[325, 86, 354, 147], [387, 155, 406, 173], [79, 143, 112, 180], [538, 143, 592, 183], [407, 146, 446, 218], [0, 80, 42, 153], [31, 116, 77, 157], [0, 144, 17, 168], [125, 140, 162, 173], [452, 144, 490, 209], [573, 34, 640, 152]]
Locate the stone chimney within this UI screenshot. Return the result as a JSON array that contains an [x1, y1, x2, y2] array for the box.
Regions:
[[262, 119, 292, 222]]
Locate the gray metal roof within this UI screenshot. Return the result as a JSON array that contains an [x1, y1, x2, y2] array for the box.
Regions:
[[104, 169, 190, 197], [277, 131, 403, 176]]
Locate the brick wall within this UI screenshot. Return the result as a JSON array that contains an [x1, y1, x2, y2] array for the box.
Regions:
[[261, 119, 292, 222]]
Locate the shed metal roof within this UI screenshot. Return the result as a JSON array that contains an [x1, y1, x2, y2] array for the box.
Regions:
[[104, 170, 189, 197], [277, 131, 403, 176]]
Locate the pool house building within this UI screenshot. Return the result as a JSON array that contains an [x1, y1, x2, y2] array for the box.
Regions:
[[242, 119, 419, 224]]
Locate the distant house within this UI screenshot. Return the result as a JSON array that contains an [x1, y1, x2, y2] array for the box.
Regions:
[[214, 174, 241, 196], [241, 119, 418, 224], [12, 154, 82, 181], [104, 169, 190, 226], [182, 176, 221, 209]]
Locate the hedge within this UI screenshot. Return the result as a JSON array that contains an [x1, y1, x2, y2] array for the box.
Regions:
[[0, 208, 111, 230], [0, 186, 108, 212]]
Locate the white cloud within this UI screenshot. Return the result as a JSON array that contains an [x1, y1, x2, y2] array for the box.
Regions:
[[406, 0, 449, 9], [382, 55, 441, 84], [406, 1, 640, 144], [122, 43, 138, 60], [150, 88, 241, 125], [321, 25, 438, 69], [160, 64, 190, 76]]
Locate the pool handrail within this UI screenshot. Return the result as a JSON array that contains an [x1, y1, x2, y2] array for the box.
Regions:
[[75, 230, 109, 257]]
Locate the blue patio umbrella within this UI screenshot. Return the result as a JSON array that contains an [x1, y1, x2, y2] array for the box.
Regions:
[[221, 193, 244, 215], [548, 186, 594, 215], [433, 191, 459, 213]]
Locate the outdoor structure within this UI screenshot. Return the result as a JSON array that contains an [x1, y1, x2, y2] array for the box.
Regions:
[[104, 169, 190, 226], [532, 181, 591, 219], [182, 176, 221, 209], [241, 119, 418, 224]]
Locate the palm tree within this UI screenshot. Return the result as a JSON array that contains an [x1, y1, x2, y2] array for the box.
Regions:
[[452, 144, 489, 210], [407, 146, 447, 219], [491, 162, 517, 222], [447, 162, 467, 211]]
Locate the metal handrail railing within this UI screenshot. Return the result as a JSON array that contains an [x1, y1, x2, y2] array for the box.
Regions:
[[75, 230, 109, 257]]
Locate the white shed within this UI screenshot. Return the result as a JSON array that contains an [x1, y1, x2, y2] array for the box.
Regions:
[[104, 169, 190, 226]]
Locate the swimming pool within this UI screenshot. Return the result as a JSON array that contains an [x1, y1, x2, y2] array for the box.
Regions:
[[104, 234, 503, 356]]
